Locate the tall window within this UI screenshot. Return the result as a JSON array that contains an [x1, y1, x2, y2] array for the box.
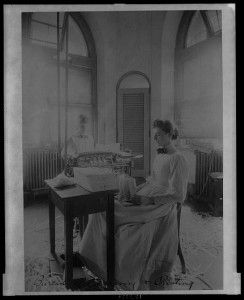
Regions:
[[175, 11, 222, 141], [22, 12, 97, 148]]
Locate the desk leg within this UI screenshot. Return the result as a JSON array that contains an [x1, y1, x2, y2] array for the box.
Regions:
[[106, 194, 115, 290], [215, 180, 223, 217], [49, 190, 55, 254], [64, 204, 73, 290], [213, 181, 219, 217]]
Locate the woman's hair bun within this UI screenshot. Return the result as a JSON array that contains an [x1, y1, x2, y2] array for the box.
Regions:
[[153, 119, 179, 140]]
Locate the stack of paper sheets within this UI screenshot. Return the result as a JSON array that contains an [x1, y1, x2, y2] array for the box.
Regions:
[[73, 167, 119, 192]]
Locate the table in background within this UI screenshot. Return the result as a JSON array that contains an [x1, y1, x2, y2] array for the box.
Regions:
[[208, 172, 223, 217]]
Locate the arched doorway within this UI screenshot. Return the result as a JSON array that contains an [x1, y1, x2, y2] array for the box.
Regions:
[[116, 71, 151, 177]]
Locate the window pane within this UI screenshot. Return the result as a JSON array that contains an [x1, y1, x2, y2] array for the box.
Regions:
[[31, 12, 65, 27], [22, 49, 93, 147], [60, 106, 94, 143], [186, 11, 208, 47], [30, 12, 88, 56], [63, 15, 88, 56], [31, 12, 64, 47], [23, 105, 94, 147], [31, 21, 47, 42], [49, 106, 94, 146], [60, 67, 92, 104], [206, 10, 222, 33]]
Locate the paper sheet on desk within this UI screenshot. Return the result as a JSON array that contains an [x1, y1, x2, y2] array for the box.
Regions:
[[52, 173, 75, 188], [73, 167, 119, 192]]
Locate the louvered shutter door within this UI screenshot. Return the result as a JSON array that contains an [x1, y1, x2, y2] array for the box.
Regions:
[[118, 88, 150, 177]]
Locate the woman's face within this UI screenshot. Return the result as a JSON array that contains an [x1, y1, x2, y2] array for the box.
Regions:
[[153, 127, 170, 147]]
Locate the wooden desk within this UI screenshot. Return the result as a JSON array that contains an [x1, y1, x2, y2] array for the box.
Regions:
[[45, 179, 116, 290]]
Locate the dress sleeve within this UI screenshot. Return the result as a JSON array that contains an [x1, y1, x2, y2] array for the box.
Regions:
[[154, 153, 189, 205]]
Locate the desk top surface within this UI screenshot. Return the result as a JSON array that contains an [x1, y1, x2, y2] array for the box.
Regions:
[[45, 179, 117, 199]]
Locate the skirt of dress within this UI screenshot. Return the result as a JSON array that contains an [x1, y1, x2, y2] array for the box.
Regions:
[[78, 200, 178, 291]]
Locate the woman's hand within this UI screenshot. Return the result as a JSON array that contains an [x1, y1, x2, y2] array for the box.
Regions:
[[130, 195, 154, 205]]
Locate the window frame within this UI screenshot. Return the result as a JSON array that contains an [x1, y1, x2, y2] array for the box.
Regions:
[[174, 10, 223, 140], [22, 12, 98, 142], [176, 10, 222, 50]]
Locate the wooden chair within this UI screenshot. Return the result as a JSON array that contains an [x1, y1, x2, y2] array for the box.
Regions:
[[177, 203, 186, 274]]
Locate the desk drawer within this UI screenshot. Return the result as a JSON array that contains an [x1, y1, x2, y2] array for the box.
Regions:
[[72, 196, 108, 216], [50, 189, 65, 213]]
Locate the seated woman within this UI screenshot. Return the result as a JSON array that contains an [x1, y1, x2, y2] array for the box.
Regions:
[[78, 119, 189, 291]]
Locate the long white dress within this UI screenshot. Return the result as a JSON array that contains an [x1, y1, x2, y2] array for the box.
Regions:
[[78, 151, 189, 290]]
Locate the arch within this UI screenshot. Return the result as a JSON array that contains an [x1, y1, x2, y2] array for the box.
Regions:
[[160, 11, 183, 122], [175, 11, 195, 49], [70, 12, 97, 59], [116, 71, 151, 92], [119, 74, 149, 89], [22, 12, 97, 59], [176, 10, 222, 50]]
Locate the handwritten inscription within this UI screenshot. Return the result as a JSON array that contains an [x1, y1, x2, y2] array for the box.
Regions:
[[33, 273, 193, 290], [118, 295, 141, 299], [145, 274, 193, 288], [34, 274, 65, 286]]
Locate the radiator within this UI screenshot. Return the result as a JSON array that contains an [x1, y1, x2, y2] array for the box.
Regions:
[[194, 150, 223, 199], [23, 148, 63, 192]]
